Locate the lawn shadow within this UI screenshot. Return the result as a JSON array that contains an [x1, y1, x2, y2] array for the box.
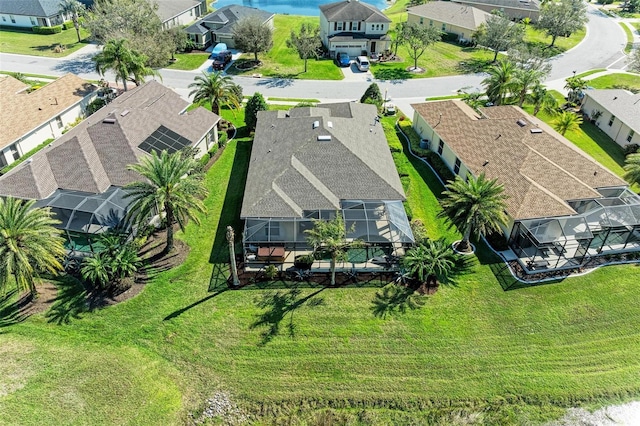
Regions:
[[370, 283, 426, 319], [250, 287, 325, 346], [396, 126, 447, 197], [580, 121, 628, 168], [373, 66, 411, 82], [45, 276, 91, 325], [163, 287, 228, 321], [0, 289, 30, 328], [456, 57, 493, 74]]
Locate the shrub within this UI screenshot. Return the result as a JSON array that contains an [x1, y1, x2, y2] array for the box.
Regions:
[[199, 152, 211, 167], [245, 92, 268, 131], [86, 98, 107, 116], [264, 265, 279, 280], [218, 133, 228, 147], [425, 152, 455, 182], [32, 25, 62, 34], [624, 143, 639, 156], [485, 231, 510, 251], [441, 32, 458, 42], [360, 83, 383, 105], [62, 20, 74, 30]]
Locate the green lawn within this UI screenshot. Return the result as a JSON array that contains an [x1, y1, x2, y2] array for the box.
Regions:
[[575, 68, 607, 79], [164, 52, 210, 70], [524, 25, 586, 56], [620, 23, 634, 54], [1, 110, 640, 424], [588, 72, 640, 92], [0, 27, 91, 56]]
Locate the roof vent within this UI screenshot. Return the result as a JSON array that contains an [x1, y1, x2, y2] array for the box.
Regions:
[[317, 135, 332, 141], [103, 118, 116, 124], [313, 120, 320, 129], [530, 128, 543, 134], [327, 121, 333, 128], [516, 119, 527, 127], [120, 110, 130, 117]]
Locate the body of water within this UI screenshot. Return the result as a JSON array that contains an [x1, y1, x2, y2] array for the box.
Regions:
[[210, 0, 392, 17]]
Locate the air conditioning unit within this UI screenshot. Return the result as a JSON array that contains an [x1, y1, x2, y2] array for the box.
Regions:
[[419, 139, 430, 149]]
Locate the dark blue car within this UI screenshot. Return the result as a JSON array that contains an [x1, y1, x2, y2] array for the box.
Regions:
[[336, 52, 350, 67]]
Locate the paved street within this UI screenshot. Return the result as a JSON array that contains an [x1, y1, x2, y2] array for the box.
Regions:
[[0, 4, 631, 117]]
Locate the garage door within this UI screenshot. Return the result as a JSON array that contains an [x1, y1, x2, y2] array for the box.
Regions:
[[331, 43, 365, 58]]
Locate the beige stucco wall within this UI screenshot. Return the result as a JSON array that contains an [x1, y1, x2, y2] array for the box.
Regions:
[[407, 13, 475, 40]]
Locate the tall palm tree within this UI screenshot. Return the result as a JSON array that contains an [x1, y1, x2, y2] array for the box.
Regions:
[[402, 239, 456, 286], [482, 60, 517, 106], [553, 111, 583, 136], [305, 212, 360, 286], [564, 76, 588, 105], [513, 67, 546, 107], [127, 51, 161, 87], [59, 0, 85, 43], [188, 71, 242, 116], [527, 83, 558, 116], [438, 173, 509, 252], [124, 150, 208, 255], [0, 197, 66, 298], [624, 152, 640, 186], [94, 39, 135, 91]]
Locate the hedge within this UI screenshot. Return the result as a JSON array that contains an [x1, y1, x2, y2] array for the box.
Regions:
[[62, 20, 73, 30], [32, 25, 62, 34]]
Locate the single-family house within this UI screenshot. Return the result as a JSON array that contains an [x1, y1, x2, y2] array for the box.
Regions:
[[0, 81, 220, 253], [581, 89, 640, 148], [156, 0, 207, 29], [412, 100, 640, 274], [185, 5, 275, 49], [453, 0, 540, 22], [0, 73, 98, 170], [240, 102, 414, 270], [319, 0, 391, 58], [0, 0, 69, 28], [407, 1, 492, 43]]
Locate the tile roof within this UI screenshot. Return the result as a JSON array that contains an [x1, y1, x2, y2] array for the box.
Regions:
[[407, 1, 492, 30], [583, 89, 640, 133], [241, 102, 405, 218], [411, 100, 626, 220], [155, 0, 202, 22], [0, 0, 62, 17], [0, 81, 220, 200], [185, 5, 274, 37], [0, 73, 97, 151], [319, 0, 391, 23]]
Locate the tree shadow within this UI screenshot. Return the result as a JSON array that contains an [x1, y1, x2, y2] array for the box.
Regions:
[[256, 77, 295, 88], [250, 287, 325, 346], [372, 66, 411, 82], [163, 287, 228, 321], [456, 58, 493, 74], [0, 290, 30, 328], [370, 283, 426, 319], [52, 50, 97, 75], [45, 276, 91, 325]]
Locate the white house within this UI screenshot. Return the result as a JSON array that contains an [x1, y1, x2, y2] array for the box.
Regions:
[[407, 1, 491, 43], [581, 89, 640, 148], [0, 73, 98, 170], [0, 0, 69, 28], [156, 0, 207, 30], [319, 0, 391, 58]]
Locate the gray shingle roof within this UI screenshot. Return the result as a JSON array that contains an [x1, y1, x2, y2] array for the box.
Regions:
[[241, 102, 405, 218], [155, 0, 202, 22], [0, 81, 220, 200], [454, 0, 540, 11], [407, 1, 492, 30], [411, 101, 626, 220], [0, 0, 62, 17], [186, 5, 274, 37], [319, 0, 391, 23], [583, 89, 640, 133]]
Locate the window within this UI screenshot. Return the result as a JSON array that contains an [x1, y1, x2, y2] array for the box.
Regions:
[[628, 130, 635, 143], [429, 20, 433, 26], [608, 115, 615, 126], [454, 158, 461, 175], [56, 116, 63, 128], [10, 145, 20, 161], [1, 16, 5, 22], [380, 24, 384, 31], [336, 22, 343, 31], [442, 23, 447, 31], [30, 17, 36, 25], [10, 15, 16, 23], [437, 140, 444, 155], [269, 222, 280, 237], [420, 17, 424, 24]]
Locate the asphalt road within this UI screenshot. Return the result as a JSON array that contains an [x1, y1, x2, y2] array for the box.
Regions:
[[0, 3, 628, 115]]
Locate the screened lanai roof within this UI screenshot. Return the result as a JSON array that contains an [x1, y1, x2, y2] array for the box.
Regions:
[[33, 186, 129, 234]]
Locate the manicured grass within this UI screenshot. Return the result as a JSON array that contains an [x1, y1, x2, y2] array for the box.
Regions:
[[620, 23, 634, 54], [227, 15, 343, 80], [1, 110, 640, 424], [0, 27, 91, 57], [524, 26, 586, 56], [164, 52, 209, 70], [575, 68, 607, 79], [588, 72, 640, 92], [268, 97, 320, 103], [425, 94, 464, 101]]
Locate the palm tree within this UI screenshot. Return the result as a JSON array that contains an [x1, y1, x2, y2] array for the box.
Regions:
[[188, 71, 241, 116], [127, 51, 161, 87], [527, 83, 558, 116], [624, 152, 640, 186], [94, 39, 135, 91], [305, 212, 360, 286], [402, 239, 456, 286], [124, 150, 208, 255], [564, 76, 587, 105], [513, 67, 545, 107], [553, 111, 583, 136], [482, 60, 517, 106], [59, 0, 85, 43], [0, 197, 66, 298], [80, 253, 110, 289], [438, 173, 509, 252]]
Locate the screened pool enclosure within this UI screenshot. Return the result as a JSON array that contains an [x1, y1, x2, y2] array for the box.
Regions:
[[33, 186, 130, 253], [242, 200, 414, 270], [509, 187, 640, 272]]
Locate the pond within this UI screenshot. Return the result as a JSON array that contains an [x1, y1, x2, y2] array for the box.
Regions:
[[210, 0, 393, 17]]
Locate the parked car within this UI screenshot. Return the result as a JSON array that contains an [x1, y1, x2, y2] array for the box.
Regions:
[[356, 56, 370, 72], [211, 50, 232, 70], [336, 52, 350, 67]]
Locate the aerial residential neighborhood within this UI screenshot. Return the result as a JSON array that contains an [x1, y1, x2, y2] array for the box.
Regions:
[[1, 0, 640, 424]]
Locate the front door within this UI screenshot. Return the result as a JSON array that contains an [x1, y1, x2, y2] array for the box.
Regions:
[[370, 41, 377, 54]]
